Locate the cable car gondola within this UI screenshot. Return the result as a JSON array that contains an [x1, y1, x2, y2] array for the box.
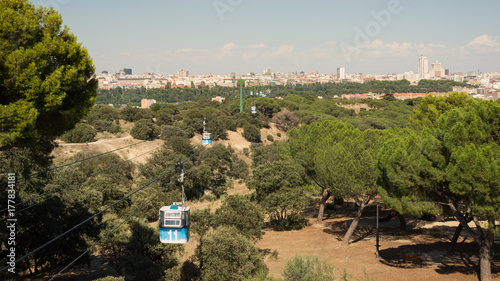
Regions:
[[251, 105, 257, 114], [159, 162, 190, 244], [159, 204, 190, 243], [202, 118, 212, 145]]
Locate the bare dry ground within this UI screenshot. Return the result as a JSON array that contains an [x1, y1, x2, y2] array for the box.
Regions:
[[46, 123, 500, 281]]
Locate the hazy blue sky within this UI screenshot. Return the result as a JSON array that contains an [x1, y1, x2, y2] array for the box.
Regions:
[[33, 0, 500, 75]]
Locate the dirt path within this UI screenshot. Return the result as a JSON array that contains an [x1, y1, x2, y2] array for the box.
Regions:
[[52, 133, 164, 165]]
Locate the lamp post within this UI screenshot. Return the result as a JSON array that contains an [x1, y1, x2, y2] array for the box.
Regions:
[[374, 195, 382, 258]]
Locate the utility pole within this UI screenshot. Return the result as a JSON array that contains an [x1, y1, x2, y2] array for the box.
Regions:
[[223, 78, 259, 112]]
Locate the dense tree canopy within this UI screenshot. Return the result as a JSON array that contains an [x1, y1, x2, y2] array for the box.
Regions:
[[378, 100, 500, 281], [0, 0, 97, 148]]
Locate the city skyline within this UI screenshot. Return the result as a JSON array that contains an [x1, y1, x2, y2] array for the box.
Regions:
[[32, 0, 500, 75]]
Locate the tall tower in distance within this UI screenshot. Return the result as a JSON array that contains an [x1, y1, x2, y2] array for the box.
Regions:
[[337, 67, 346, 80], [418, 55, 429, 79]]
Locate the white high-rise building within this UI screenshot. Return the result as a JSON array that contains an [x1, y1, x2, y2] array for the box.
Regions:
[[418, 55, 429, 79], [337, 67, 346, 80]]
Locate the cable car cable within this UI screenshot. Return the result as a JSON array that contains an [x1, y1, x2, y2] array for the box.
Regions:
[[18, 136, 160, 180], [0, 105, 250, 274], [48, 173, 180, 281], [3, 108, 225, 214], [0, 163, 178, 274], [1, 141, 166, 216], [48, 110, 249, 278]]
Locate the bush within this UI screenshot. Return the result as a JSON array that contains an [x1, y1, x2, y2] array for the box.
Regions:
[[167, 136, 195, 156], [93, 276, 125, 281], [266, 134, 274, 142], [160, 125, 186, 140], [282, 255, 335, 281], [61, 123, 96, 143], [130, 119, 159, 140], [277, 132, 281, 137], [243, 123, 261, 143], [213, 195, 264, 241], [200, 193, 217, 202], [199, 226, 267, 281]]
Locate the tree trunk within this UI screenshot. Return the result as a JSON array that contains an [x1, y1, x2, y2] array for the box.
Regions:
[[342, 202, 366, 245], [479, 236, 492, 281], [317, 188, 330, 222], [448, 224, 464, 253], [449, 213, 472, 253], [397, 213, 406, 231]]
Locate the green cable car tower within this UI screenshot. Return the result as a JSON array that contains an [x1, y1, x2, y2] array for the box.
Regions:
[[223, 78, 259, 112]]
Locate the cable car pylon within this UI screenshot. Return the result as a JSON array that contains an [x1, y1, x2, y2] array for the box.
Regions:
[[223, 78, 259, 112]]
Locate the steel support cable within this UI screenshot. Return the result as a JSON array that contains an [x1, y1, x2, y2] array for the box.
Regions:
[[47, 107, 250, 279], [0, 105, 249, 274], [49, 167, 182, 281], [18, 136, 159, 180], [4, 108, 226, 213], [1, 142, 166, 216], [0, 163, 177, 273]]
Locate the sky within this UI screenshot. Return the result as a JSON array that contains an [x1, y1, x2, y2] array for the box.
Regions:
[[32, 0, 500, 75]]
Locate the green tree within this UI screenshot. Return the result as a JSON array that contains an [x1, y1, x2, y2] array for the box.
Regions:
[[243, 123, 261, 143], [116, 218, 181, 281], [60, 123, 96, 143], [199, 226, 267, 281], [0, 0, 97, 148], [410, 91, 473, 130], [130, 119, 159, 140], [315, 128, 394, 245], [272, 110, 300, 132], [248, 160, 308, 230], [286, 120, 355, 221], [378, 101, 500, 281], [213, 195, 265, 241]]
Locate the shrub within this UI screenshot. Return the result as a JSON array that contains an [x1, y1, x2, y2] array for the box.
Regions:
[[213, 195, 264, 241], [61, 123, 96, 143], [282, 255, 335, 281], [93, 277, 125, 281], [160, 125, 186, 140], [266, 134, 274, 142], [200, 193, 217, 202], [277, 132, 281, 137], [130, 119, 159, 140], [199, 226, 267, 281], [243, 123, 261, 143]]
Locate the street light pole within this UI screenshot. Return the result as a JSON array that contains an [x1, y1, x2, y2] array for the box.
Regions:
[[374, 195, 382, 258]]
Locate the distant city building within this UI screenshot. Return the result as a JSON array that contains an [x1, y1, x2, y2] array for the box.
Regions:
[[337, 67, 346, 80], [121, 68, 132, 75], [101, 70, 108, 74], [176, 70, 189, 77], [445, 68, 450, 76], [430, 61, 444, 78], [140, 99, 156, 109], [263, 69, 272, 75], [418, 55, 429, 79], [211, 96, 225, 103]]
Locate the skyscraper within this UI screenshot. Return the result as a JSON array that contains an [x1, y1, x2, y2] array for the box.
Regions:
[[337, 67, 346, 80], [418, 55, 429, 79]]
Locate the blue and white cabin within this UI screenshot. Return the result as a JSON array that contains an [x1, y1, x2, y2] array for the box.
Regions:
[[251, 106, 257, 114], [202, 132, 212, 145], [159, 204, 190, 244]]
